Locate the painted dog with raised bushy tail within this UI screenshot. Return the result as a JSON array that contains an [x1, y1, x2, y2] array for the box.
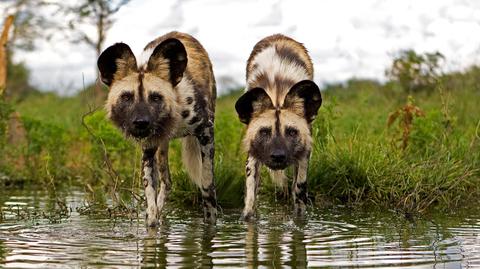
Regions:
[[235, 34, 322, 220], [97, 31, 217, 226]]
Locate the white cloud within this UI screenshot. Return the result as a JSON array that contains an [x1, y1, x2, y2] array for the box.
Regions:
[[253, 0, 282, 27], [10, 0, 480, 95]]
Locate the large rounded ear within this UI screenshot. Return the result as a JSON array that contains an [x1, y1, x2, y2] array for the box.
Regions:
[[235, 88, 273, 124], [97, 43, 137, 86], [284, 80, 322, 123], [147, 38, 187, 87]]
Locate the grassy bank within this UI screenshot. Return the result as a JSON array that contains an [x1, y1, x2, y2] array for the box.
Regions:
[[0, 72, 479, 214]]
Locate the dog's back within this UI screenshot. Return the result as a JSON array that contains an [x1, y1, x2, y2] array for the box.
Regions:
[[246, 34, 314, 107]]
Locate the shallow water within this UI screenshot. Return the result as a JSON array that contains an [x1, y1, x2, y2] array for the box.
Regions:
[[0, 188, 479, 268]]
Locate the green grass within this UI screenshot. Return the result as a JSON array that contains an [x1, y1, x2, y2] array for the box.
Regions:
[[307, 80, 480, 213], [0, 73, 479, 214]]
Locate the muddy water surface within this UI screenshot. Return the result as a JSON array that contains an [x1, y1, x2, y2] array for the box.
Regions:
[[0, 188, 479, 268]]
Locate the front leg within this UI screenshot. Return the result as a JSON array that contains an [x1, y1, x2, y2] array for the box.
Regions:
[[142, 147, 159, 227], [293, 154, 309, 215], [241, 155, 260, 220], [156, 141, 171, 218], [197, 123, 217, 223]]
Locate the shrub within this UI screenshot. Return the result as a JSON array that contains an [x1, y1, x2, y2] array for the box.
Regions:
[[81, 110, 138, 186], [386, 50, 444, 94], [0, 99, 13, 150], [21, 116, 69, 180]]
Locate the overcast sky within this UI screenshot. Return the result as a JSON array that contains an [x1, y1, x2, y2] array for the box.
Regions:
[[8, 0, 480, 95]]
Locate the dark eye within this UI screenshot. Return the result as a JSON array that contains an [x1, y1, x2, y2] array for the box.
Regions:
[[286, 127, 298, 137], [259, 127, 271, 137], [149, 93, 163, 103], [120, 92, 133, 102]]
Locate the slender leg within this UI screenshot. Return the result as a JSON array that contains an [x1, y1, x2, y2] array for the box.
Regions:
[[293, 155, 309, 215], [156, 141, 171, 218], [197, 123, 217, 223], [242, 155, 260, 220], [142, 147, 159, 227]]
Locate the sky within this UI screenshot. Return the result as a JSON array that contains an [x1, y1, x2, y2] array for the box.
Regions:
[[7, 0, 480, 95]]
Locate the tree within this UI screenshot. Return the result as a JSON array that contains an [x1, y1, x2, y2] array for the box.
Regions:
[[1, 0, 59, 53], [386, 50, 445, 94], [0, 15, 14, 97], [0, 0, 60, 99], [65, 0, 130, 103], [67, 0, 130, 58]]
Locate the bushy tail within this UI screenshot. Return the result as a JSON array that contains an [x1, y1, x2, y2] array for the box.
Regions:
[[269, 169, 288, 188], [182, 136, 203, 187]]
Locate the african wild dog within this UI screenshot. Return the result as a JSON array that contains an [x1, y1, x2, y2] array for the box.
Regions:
[[97, 32, 217, 227], [235, 34, 322, 220]]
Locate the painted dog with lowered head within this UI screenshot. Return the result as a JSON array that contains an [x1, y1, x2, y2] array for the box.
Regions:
[[97, 31, 217, 226], [235, 34, 322, 220]]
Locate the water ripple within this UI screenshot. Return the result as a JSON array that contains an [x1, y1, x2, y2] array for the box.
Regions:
[[0, 190, 479, 268]]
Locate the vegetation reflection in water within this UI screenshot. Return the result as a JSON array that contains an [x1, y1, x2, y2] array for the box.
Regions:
[[0, 188, 479, 268]]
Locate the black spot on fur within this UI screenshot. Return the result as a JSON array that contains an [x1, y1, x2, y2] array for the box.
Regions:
[[194, 123, 205, 136], [138, 72, 145, 101], [208, 126, 214, 137], [202, 188, 217, 207], [186, 96, 193, 104], [192, 83, 211, 120], [142, 148, 157, 160], [195, 124, 213, 146], [296, 181, 308, 203], [181, 110, 190, 118], [189, 116, 200, 125], [275, 109, 281, 135], [209, 147, 214, 158], [205, 120, 214, 128], [198, 135, 211, 146]]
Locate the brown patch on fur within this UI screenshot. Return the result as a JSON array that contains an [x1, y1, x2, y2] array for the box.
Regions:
[[113, 51, 137, 82], [145, 52, 171, 84], [275, 46, 310, 72], [250, 71, 269, 90], [283, 93, 305, 118]]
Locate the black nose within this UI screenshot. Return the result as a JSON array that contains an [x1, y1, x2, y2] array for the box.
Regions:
[[133, 118, 150, 130], [270, 150, 286, 163]]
